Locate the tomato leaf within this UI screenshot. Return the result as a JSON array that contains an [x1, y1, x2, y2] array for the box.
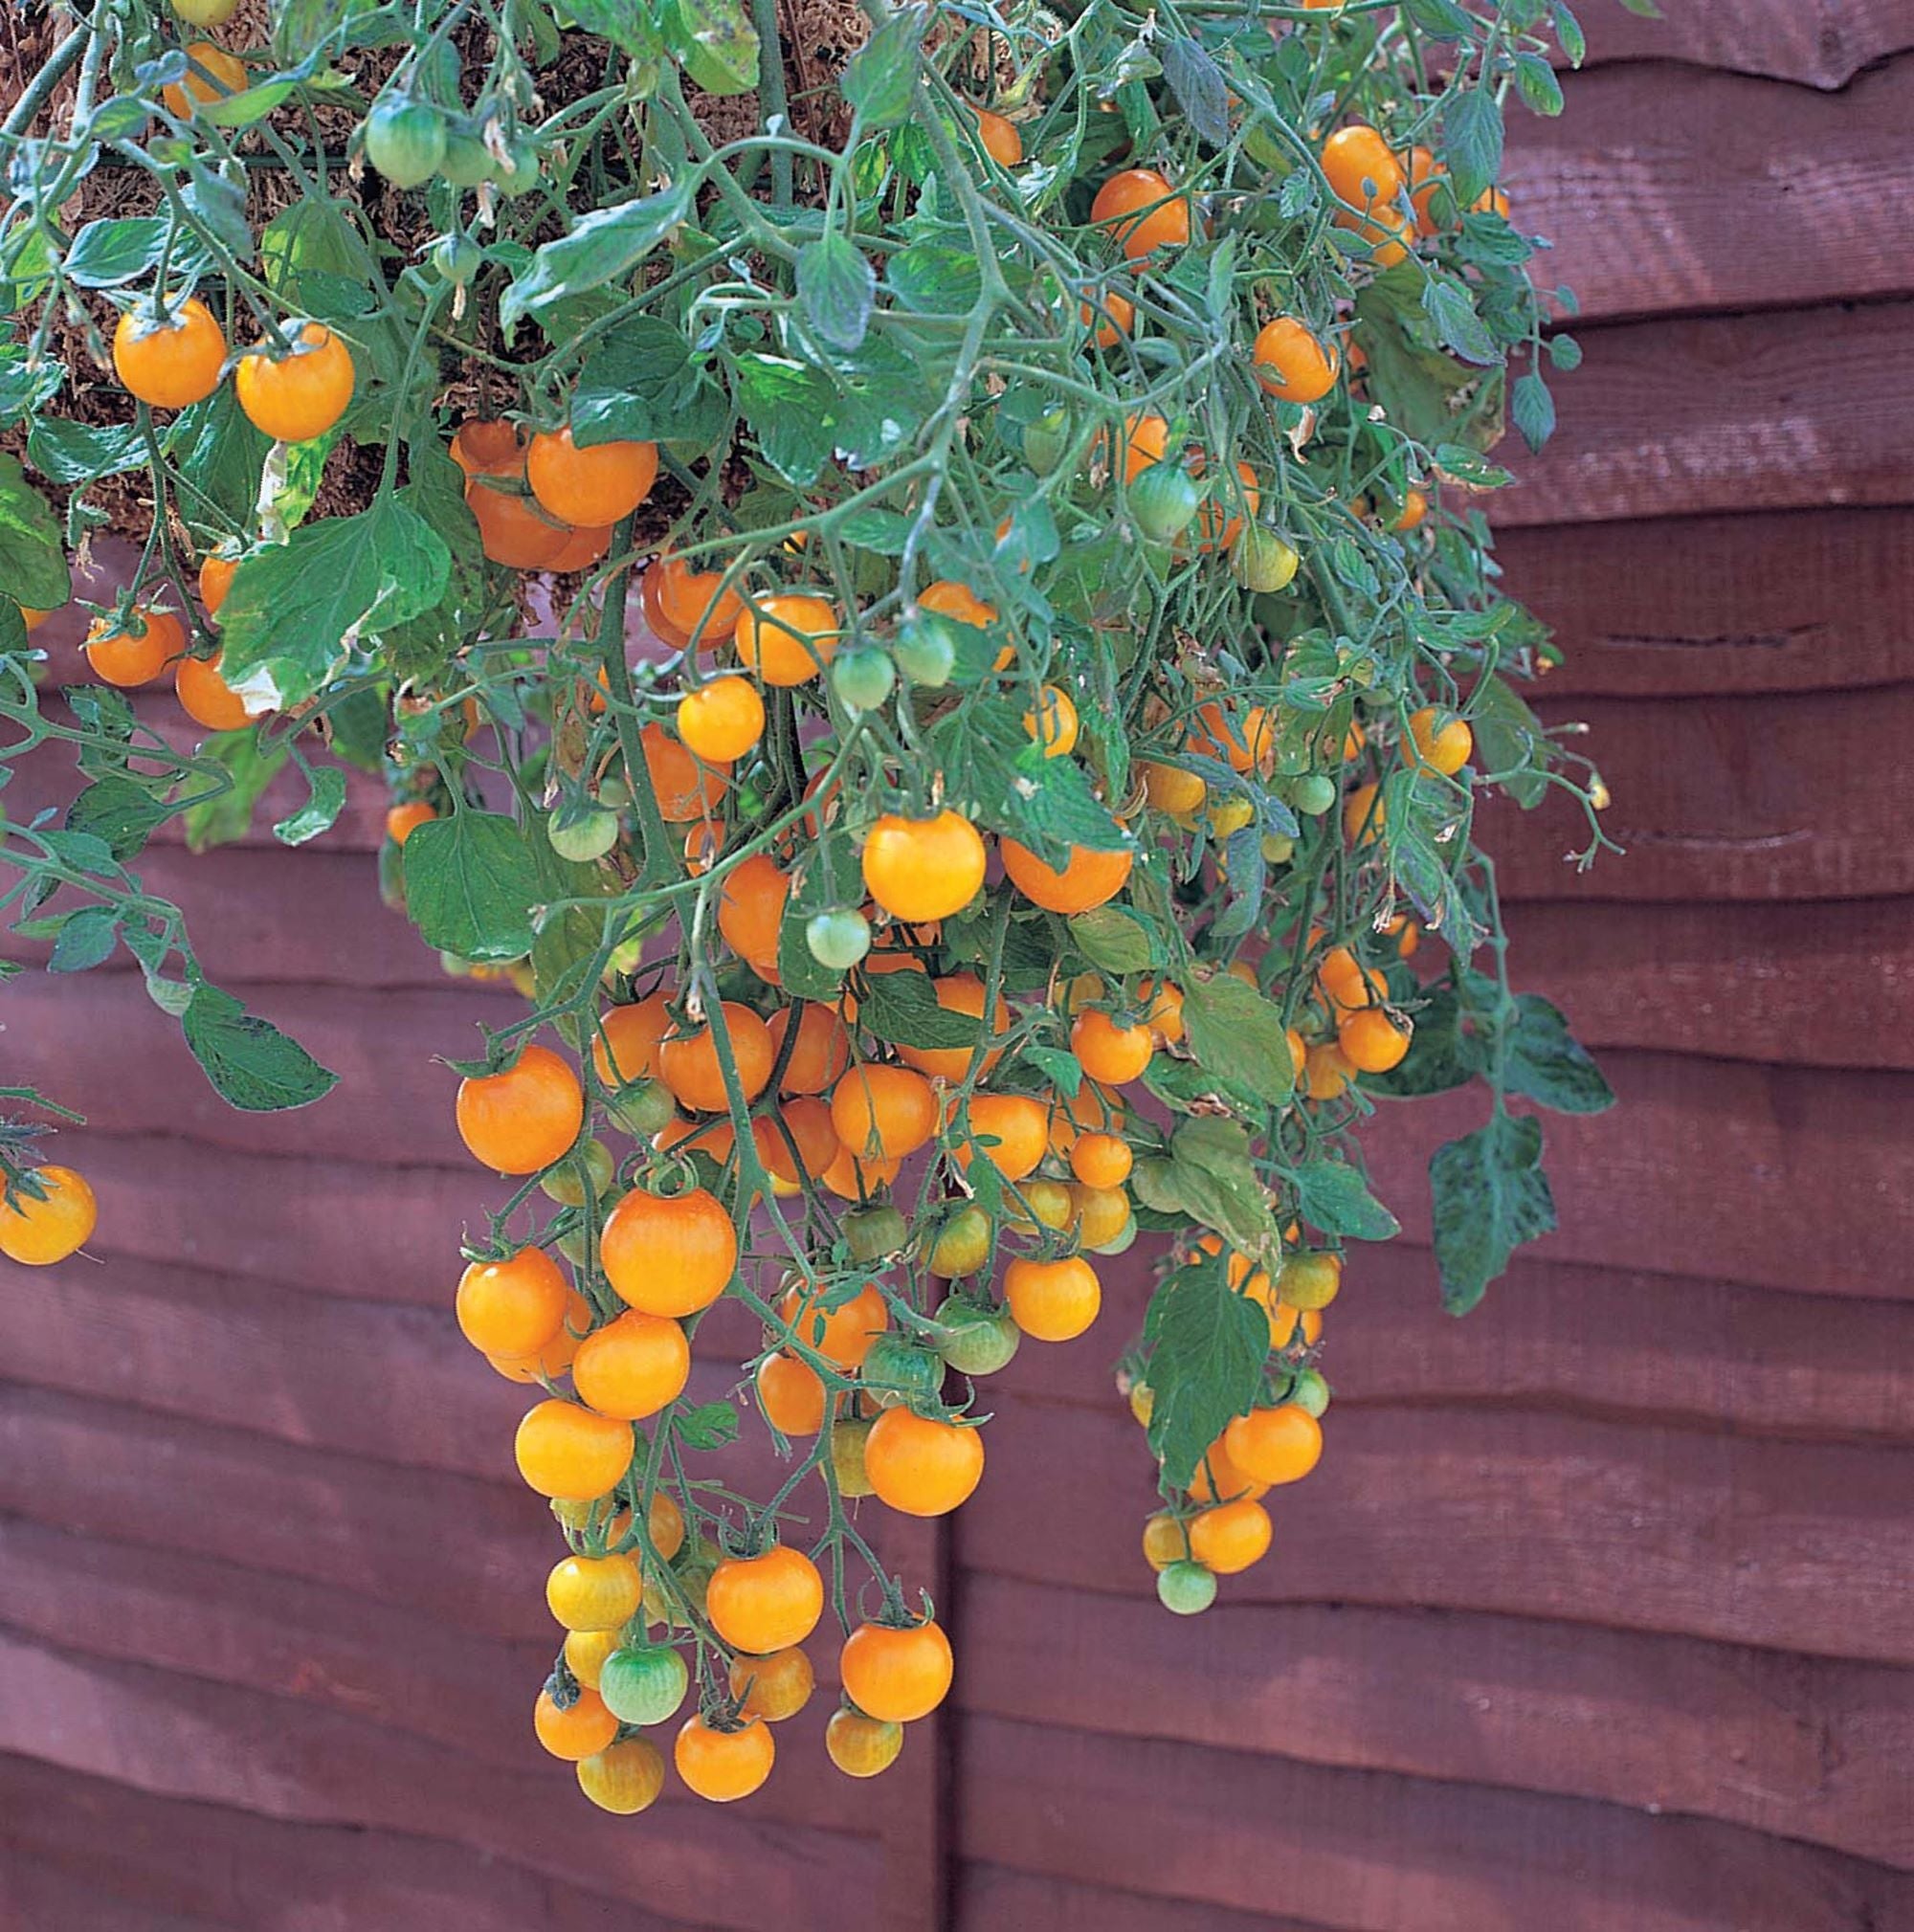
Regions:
[[859, 967, 982, 1051], [573, 320, 719, 446], [1143, 1254, 1269, 1491], [1290, 1156, 1400, 1240], [1442, 85, 1503, 209], [64, 777, 176, 861], [181, 984, 339, 1112], [0, 454, 72, 609], [25, 416, 145, 485], [1181, 970, 1296, 1109], [47, 907, 121, 973], [842, 7, 924, 128], [401, 811, 541, 963], [1069, 905, 1158, 975], [1165, 1116, 1280, 1259], [1511, 368, 1556, 453], [182, 734, 289, 852], [1430, 1111, 1556, 1313], [797, 233, 877, 353], [1502, 994, 1614, 1115], [675, 1401, 741, 1451], [1157, 33, 1230, 149], [500, 185, 691, 333], [273, 764, 346, 847]]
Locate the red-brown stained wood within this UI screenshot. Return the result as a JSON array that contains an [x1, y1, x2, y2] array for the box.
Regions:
[[956, 1864, 1329, 1932], [0, 1752, 689, 1932], [955, 1573, 1914, 1866], [1495, 506, 1914, 699], [1492, 300, 1914, 526], [955, 1716, 1914, 1932], [1562, 0, 1914, 90], [1512, 56, 1914, 321], [955, 1395, 1914, 1664]]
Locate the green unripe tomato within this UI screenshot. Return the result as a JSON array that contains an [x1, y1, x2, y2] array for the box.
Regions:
[[171, 0, 240, 25], [831, 1415, 877, 1497], [1261, 833, 1296, 865], [1292, 773, 1339, 816], [548, 807, 621, 862], [1157, 1560, 1217, 1615], [1234, 524, 1300, 592], [859, 1334, 945, 1408], [844, 1202, 906, 1264], [596, 778, 631, 811], [364, 96, 448, 189], [1089, 1211, 1138, 1256], [1287, 1367, 1331, 1418], [437, 128, 496, 187], [934, 1294, 1022, 1377], [496, 134, 543, 195], [831, 646, 896, 714], [1128, 462, 1201, 544], [606, 1076, 677, 1139], [1022, 406, 1070, 475], [807, 906, 871, 971], [430, 233, 482, 282], [891, 611, 958, 687], [540, 1138, 617, 1206], [598, 1645, 689, 1726], [926, 1205, 991, 1279], [556, 1223, 591, 1267]]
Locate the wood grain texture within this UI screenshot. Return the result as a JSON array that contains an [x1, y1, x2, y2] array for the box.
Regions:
[[955, 1393, 1914, 1663], [1492, 300, 1914, 527], [1514, 54, 1914, 321], [1565, 0, 1914, 90], [955, 1574, 1914, 1866], [1496, 506, 1914, 699], [954, 1716, 1914, 1932], [956, 1864, 1333, 1932]]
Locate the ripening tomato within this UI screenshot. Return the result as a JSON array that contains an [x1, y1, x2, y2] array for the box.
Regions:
[[591, 993, 675, 1090], [839, 1617, 953, 1722], [831, 1063, 939, 1163], [676, 1715, 775, 1802], [1024, 683, 1079, 758], [656, 551, 746, 643], [85, 607, 184, 688], [456, 1245, 569, 1359], [1408, 705, 1473, 775], [1188, 1497, 1273, 1574], [826, 1705, 904, 1778], [678, 675, 766, 763], [514, 1399, 634, 1500], [161, 39, 246, 117], [1003, 1255, 1102, 1343], [861, 811, 989, 923], [718, 854, 790, 968], [707, 1543, 825, 1655], [1071, 1008, 1153, 1085], [657, 1001, 775, 1112], [1070, 1131, 1133, 1189], [1338, 1004, 1413, 1073], [525, 426, 657, 527], [896, 974, 1008, 1083], [1225, 1403, 1324, 1486], [1000, 837, 1133, 914], [640, 722, 728, 822], [601, 1186, 738, 1317], [572, 1310, 692, 1421], [730, 1645, 815, 1722], [534, 1683, 619, 1761], [864, 1407, 984, 1516], [1187, 1432, 1269, 1505], [576, 1738, 665, 1814], [545, 1550, 644, 1631], [456, 1045, 583, 1174], [563, 1626, 620, 1691], [1091, 167, 1191, 258], [733, 591, 840, 685], [466, 477, 572, 568], [951, 1092, 1050, 1183], [450, 417, 528, 477], [1142, 1510, 1189, 1571], [1252, 316, 1339, 404], [234, 322, 354, 443], [1321, 123, 1405, 213], [113, 296, 226, 409], [757, 1351, 826, 1434], [780, 1280, 889, 1369], [769, 1002, 853, 1095], [1277, 1250, 1343, 1311], [0, 1166, 97, 1266], [175, 652, 255, 732], [1143, 761, 1208, 815]]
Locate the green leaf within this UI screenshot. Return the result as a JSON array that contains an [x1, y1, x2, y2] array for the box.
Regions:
[[48, 906, 120, 973], [1143, 1255, 1269, 1490], [273, 765, 346, 846], [1430, 1111, 1556, 1313], [1502, 994, 1614, 1115], [1290, 1157, 1400, 1240], [1166, 1116, 1280, 1258], [1468, 673, 1550, 808], [842, 8, 923, 128], [564, 0, 667, 60], [1069, 906, 1156, 975], [25, 416, 145, 485], [64, 776, 176, 860], [1364, 985, 1476, 1098], [1157, 33, 1230, 149], [797, 233, 877, 353], [859, 967, 982, 1051], [183, 734, 288, 852], [938, 702, 1124, 864], [1442, 85, 1504, 208], [0, 454, 72, 608], [1403, 0, 1474, 38], [401, 811, 540, 962], [573, 320, 709, 445], [1515, 52, 1566, 116], [1511, 368, 1555, 453], [1181, 970, 1296, 1109], [162, 389, 271, 525], [217, 498, 450, 707], [1552, 1, 1587, 65], [1422, 276, 1501, 368], [181, 984, 339, 1112], [663, 0, 759, 94], [675, 1400, 741, 1451], [500, 185, 691, 333], [733, 355, 837, 488], [885, 244, 981, 316], [64, 218, 172, 288]]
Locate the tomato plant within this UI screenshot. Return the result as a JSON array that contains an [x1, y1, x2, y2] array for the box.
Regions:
[[2, 0, 1618, 1810]]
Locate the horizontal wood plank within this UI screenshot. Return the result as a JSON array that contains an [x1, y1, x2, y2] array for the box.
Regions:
[[957, 1863, 1330, 1932], [1566, 0, 1914, 90], [954, 1715, 1914, 1932], [953, 1393, 1914, 1663], [1512, 54, 1914, 321], [956, 1573, 1914, 1866], [1496, 505, 1914, 699], [1492, 300, 1914, 527]]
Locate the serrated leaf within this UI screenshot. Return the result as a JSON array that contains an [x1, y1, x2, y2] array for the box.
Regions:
[[25, 416, 146, 485], [1442, 85, 1504, 209], [1468, 673, 1551, 809], [797, 233, 877, 352], [1158, 33, 1230, 149], [676, 1400, 741, 1451], [1181, 970, 1296, 1108], [1430, 1111, 1556, 1313], [274, 765, 346, 846], [1167, 1116, 1281, 1257], [859, 967, 983, 1051], [64, 777, 175, 860], [1069, 906, 1156, 975], [1422, 277, 1501, 368], [564, 0, 667, 59], [183, 732, 288, 852], [1502, 994, 1614, 1115], [47, 906, 120, 973], [401, 811, 541, 962], [181, 984, 339, 1112], [1511, 368, 1556, 453], [1290, 1156, 1399, 1240], [572, 320, 710, 445], [1364, 986, 1477, 1098], [1514, 51, 1565, 116], [1143, 1256, 1269, 1491], [500, 186, 690, 333], [842, 8, 923, 128], [0, 454, 71, 609]]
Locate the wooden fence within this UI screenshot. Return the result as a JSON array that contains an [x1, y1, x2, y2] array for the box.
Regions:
[[3, 4, 1911, 1925]]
